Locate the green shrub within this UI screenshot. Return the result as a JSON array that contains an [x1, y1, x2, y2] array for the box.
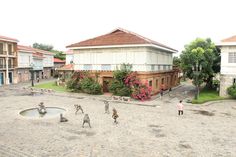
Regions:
[[80, 77, 102, 94], [227, 84, 236, 98], [116, 86, 131, 96], [66, 79, 81, 91]]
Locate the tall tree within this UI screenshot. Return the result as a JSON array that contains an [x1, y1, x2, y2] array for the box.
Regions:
[[180, 38, 220, 99]]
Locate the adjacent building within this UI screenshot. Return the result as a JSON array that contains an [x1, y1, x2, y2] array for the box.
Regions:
[[66, 28, 180, 93], [0, 35, 18, 85], [217, 35, 236, 97], [17, 45, 54, 83]]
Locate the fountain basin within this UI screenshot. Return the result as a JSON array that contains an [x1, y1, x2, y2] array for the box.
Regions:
[[20, 107, 66, 118]]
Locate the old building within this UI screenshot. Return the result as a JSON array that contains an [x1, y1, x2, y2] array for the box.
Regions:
[[66, 28, 180, 93], [0, 35, 18, 86], [17, 45, 54, 82], [217, 35, 236, 97]]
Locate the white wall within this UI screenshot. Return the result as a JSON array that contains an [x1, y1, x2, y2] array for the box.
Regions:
[[73, 46, 173, 72], [66, 54, 74, 64], [43, 54, 54, 67], [33, 58, 43, 70], [220, 46, 236, 75], [18, 51, 33, 68]]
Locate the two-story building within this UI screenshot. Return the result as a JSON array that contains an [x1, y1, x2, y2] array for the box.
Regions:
[[217, 35, 236, 97], [0, 35, 18, 86], [17, 45, 54, 82], [66, 28, 179, 93]]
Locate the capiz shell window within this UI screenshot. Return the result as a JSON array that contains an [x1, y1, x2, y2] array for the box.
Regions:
[[101, 64, 111, 70], [228, 52, 236, 63], [84, 64, 92, 70]]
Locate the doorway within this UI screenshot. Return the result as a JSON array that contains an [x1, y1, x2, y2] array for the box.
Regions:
[[8, 72, 13, 84], [0, 72, 4, 85], [102, 77, 113, 93]]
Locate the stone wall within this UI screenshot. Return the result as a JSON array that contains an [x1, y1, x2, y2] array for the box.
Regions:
[[220, 74, 236, 97]]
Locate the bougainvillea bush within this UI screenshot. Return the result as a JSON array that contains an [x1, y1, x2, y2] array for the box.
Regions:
[[109, 65, 152, 101], [125, 73, 152, 101]]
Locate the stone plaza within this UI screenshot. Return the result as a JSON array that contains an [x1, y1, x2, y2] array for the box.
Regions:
[[0, 82, 235, 157]]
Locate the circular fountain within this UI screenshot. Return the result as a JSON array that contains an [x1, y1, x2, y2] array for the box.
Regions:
[[20, 107, 66, 118]]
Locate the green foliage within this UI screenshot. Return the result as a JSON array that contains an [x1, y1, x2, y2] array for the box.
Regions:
[[80, 77, 102, 95], [33, 42, 65, 60], [192, 88, 225, 104], [66, 79, 81, 91], [173, 56, 181, 67], [109, 63, 133, 96], [33, 43, 53, 51], [180, 38, 220, 89], [109, 80, 131, 96], [227, 84, 236, 99]]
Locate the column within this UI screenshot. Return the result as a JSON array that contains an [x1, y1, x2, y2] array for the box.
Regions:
[[5, 43, 9, 84]]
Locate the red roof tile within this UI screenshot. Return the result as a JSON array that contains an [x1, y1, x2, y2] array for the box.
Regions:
[[66, 28, 177, 52], [18, 45, 54, 55], [57, 64, 74, 71], [0, 35, 19, 42], [54, 58, 65, 63], [221, 35, 236, 42], [18, 45, 35, 52]]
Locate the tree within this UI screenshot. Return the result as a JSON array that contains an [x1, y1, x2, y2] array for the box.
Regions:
[[32, 43, 65, 60], [173, 56, 181, 67], [33, 43, 53, 51], [180, 38, 220, 99]]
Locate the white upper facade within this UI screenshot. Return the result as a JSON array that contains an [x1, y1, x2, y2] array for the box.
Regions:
[[217, 35, 236, 75], [73, 47, 173, 72], [67, 28, 177, 72]]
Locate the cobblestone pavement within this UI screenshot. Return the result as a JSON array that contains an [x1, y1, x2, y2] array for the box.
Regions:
[[0, 81, 236, 157]]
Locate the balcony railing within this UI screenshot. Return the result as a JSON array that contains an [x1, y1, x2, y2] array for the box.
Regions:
[[0, 64, 16, 69], [0, 51, 7, 55], [0, 51, 16, 56]]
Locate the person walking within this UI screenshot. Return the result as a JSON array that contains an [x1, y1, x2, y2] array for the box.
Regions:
[[160, 89, 164, 100], [177, 100, 184, 115], [168, 87, 172, 97]]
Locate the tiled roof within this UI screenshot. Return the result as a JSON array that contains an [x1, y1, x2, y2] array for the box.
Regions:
[[54, 58, 65, 63], [66, 28, 177, 52], [57, 64, 74, 71], [0, 35, 19, 42], [18, 45, 54, 55], [18, 45, 35, 52], [221, 35, 236, 42]]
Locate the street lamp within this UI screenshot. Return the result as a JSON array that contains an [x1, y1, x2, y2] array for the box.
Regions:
[[29, 63, 35, 87], [192, 61, 202, 100]]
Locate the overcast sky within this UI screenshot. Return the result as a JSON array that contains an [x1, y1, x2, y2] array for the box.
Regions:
[[1, 0, 236, 55]]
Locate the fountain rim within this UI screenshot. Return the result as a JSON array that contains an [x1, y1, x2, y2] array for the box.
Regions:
[[19, 107, 67, 119]]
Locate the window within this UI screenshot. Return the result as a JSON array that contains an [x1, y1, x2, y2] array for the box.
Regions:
[[0, 43, 3, 54], [163, 65, 166, 70], [8, 44, 13, 55], [228, 52, 236, 63], [84, 64, 92, 70], [158, 65, 161, 71], [161, 78, 165, 84], [101, 64, 111, 70], [151, 65, 155, 71], [0, 58, 4, 68], [149, 80, 152, 87]]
